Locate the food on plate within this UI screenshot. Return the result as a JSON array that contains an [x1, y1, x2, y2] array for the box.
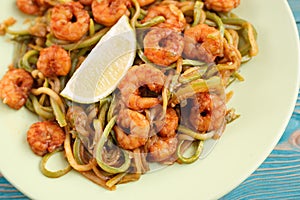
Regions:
[[0, 0, 258, 190], [0, 68, 33, 109]]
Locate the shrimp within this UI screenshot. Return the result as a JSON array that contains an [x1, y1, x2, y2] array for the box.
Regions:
[[143, 28, 184, 66], [118, 64, 165, 111], [28, 16, 49, 38], [218, 38, 242, 84], [79, 0, 93, 5], [91, 0, 131, 26], [146, 107, 178, 161], [37, 45, 71, 77], [27, 121, 65, 156], [183, 24, 223, 63], [189, 92, 226, 133], [0, 68, 33, 110], [50, 1, 90, 41], [157, 108, 178, 138], [204, 0, 240, 12], [147, 135, 178, 162], [66, 106, 88, 134], [219, 38, 242, 68], [137, 0, 155, 7], [141, 4, 186, 32], [114, 109, 150, 150], [16, 0, 48, 15]]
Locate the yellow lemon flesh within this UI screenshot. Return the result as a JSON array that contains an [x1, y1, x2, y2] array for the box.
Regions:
[[60, 15, 136, 104]]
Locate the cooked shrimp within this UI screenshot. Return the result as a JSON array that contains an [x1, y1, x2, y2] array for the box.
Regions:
[[27, 121, 65, 156], [147, 135, 178, 162], [189, 92, 226, 133], [143, 28, 184, 66], [50, 1, 90, 41], [114, 109, 150, 150], [157, 108, 178, 138], [137, 0, 155, 7], [118, 64, 165, 111], [219, 38, 242, 68], [183, 24, 223, 63], [79, 0, 93, 5], [16, 0, 48, 15], [141, 4, 186, 32], [66, 106, 88, 133], [218, 38, 242, 84], [91, 0, 131, 26], [28, 16, 49, 38], [204, 0, 240, 12], [0, 68, 33, 110], [37, 45, 71, 77]]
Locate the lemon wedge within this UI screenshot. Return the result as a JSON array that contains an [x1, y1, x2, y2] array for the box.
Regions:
[[60, 15, 136, 104]]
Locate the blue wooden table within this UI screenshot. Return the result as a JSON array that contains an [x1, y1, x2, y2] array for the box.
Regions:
[[1, 1, 300, 199]]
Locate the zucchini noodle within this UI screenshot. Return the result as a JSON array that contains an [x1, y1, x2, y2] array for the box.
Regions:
[[0, 0, 258, 191], [40, 148, 72, 178]]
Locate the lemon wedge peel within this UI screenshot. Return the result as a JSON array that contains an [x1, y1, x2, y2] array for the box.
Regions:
[[60, 15, 136, 104]]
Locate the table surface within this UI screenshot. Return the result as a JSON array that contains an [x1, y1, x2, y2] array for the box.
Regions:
[[1, 1, 300, 199]]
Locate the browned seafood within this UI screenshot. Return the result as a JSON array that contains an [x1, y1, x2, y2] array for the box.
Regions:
[[27, 121, 65, 156], [0, 68, 33, 110]]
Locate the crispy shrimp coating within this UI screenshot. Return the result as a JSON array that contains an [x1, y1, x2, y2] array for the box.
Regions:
[[143, 28, 184, 66], [204, 0, 240, 12], [16, 0, 48, 15], [141, 4, 186, 32], [50, 1, 90, 41], [91, 0, 131, 26], [183, 24, 223, 63], [114, 109, 150, 150], [37, 45, 71, 77], [189, 92, 226, 133], [118, 64, 165, 111], [0, 68, 33, 110], [27, 121, 65, 156]]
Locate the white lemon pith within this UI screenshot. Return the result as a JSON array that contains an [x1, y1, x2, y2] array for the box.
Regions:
[[60, 15, 136, 104]]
